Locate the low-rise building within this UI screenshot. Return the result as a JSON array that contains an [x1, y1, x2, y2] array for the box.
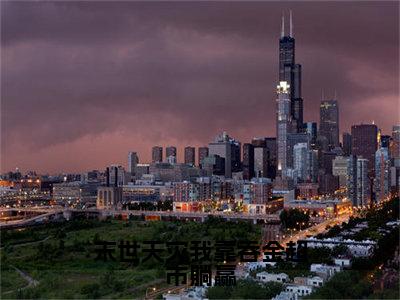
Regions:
[[307, 276, 324, 287], [272, 291, 297, 300], [310, 263, 341, 280], [150, 162, 204, 183], [53, 181, 99, 207], [296, 182, 319, 199], [285, 284, 313, 297], [256, 272, 289, 283], [122, 184, 172, 203], [306, 238, 376, 258], [244, 261, 268, 272], [246, 203, 267, 214], [173, 201, 203, 213], [173, 181, 199, 202], [293, 276, 324, 287], [96, 186, 123, 210], [334, 257, 352, 268]]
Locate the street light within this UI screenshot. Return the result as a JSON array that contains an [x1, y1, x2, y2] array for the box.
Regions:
[[145, 287, 156, 298]]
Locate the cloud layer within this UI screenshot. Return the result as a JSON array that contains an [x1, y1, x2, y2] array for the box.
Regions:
[[1, 1, 399, 173]]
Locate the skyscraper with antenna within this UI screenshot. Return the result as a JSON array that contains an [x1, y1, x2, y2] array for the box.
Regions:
[[279, 10, 303, 132]]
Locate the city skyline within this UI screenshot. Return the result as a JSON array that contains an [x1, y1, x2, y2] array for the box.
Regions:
[[2, 1, 399, 173]]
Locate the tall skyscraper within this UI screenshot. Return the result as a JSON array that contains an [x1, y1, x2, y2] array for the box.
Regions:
[[184, 147, 195, 165], [287, 133, 310, 168], [208, 132, 241, 178], [307, 149, 319, 183], [351, 124, 378, 175], [319, 151, 337, 176], [166, 146, 177, 160], [293, 143, 309, 181], [276, 81, 292, 178], [380, 135, 391, 149], [252, 138, 269, 178], [356, 158, 370, 207], [108, 165, 126, 187], [375, 147, 390, 203], [390, 125, 400, 197], [342, 132, 352, 156], [128, 152, 139, 176], [265, 138, 277, 179], [319, 100, 339, 150], [198, 147, 209, 168], [347, 155, 370, 207], [347, 155, 358, 206], [279, 11, 303, 132], [202, 155, 225, 177], [332, 156, 349, 188], [152, 146, 163, 163], [303, 122, 317, 147], [391, 125, 400, 159], [242, 143, 255, 180]]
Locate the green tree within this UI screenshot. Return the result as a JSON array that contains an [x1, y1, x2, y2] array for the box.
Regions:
[[81, 283, 101, 298], [280, 209, 310, 230], [206, 286, 233, 299]]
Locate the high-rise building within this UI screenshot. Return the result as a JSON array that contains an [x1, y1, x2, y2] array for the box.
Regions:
[[287, 133, 310, 168], [108, 165, 126, 187], [380, 135, 391, 149], [276, 81, 292, 178], [242, 143, 255, 180], [252, 137, 266, 148], [293, 143, 309, 181], [265, 138, 277, 179], [375, 147, 390, 203], [252, 138, 269, 178], [342, 132, 352, 156], [347, 155, 370, 207], [307, 149, 319, 183], [128, 152, 139, 176], [356, 158, 370, 207], [166, 146, 177, 161], [254, 146, 269, 178], [135, 164, 150, 179], [391, 125, 400, 159], [279, 12, 303, 132], [319, 151, 337, 176], [318, 173, 339, 195], [390, 125, 400, 197], [351, 124, 378, 175], [202, 155, 225, 177], [166, 155, 176, 165], [347, 155, 358, 206], [184, 147, 195, 166], [198, 147, 209, 168], [208, 132, 241, 178], [332, 156, 349, 188], [303, 122, 317, 147], [152, 146, 163, 163], [319, 100, 339, 150]]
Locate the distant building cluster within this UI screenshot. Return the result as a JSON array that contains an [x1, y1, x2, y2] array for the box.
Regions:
[[1, 13, 399, 216]]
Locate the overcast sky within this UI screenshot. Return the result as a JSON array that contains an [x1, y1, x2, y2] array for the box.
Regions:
[[1, 1, 399, 173]]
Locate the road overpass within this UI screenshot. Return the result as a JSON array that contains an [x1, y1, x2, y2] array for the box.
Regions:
[[0, 206, 330, 230], [0, 207, 285, 229]]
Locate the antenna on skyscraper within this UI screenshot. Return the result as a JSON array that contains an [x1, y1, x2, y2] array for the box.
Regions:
[[334, 89, 337, 99], [290, 10, 293, 37], [281, 13, 285, 38], [321, 89, 325, 101]]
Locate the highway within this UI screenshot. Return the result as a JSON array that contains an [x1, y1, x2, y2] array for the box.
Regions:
[[280, 212, 352, 246]]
